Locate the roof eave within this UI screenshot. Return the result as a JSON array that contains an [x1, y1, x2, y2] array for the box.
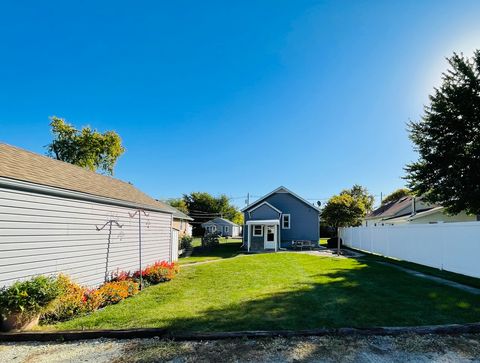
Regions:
[[0, 177, 174, 215], [242, 186, 321, 213]]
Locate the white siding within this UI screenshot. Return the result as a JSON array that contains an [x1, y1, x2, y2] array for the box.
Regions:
[[0, 187, 173, 287]]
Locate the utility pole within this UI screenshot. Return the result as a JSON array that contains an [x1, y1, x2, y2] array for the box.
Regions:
[[380, 192, 383, 205], [245, 193, 250, 206]]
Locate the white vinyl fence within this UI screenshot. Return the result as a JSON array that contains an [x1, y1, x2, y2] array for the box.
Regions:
[[340, 222, 480, 278]]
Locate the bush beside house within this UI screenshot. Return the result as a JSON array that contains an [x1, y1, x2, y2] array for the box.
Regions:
[[0, 260, 179, 331]]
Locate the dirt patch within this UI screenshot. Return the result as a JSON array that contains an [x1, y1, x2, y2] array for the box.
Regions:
[[2, 334, 480, 362]]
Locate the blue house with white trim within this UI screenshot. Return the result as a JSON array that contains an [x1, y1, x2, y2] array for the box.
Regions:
[[241, 186, 321, 252]]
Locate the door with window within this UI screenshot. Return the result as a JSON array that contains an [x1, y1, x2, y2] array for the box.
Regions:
[[264, 225, 277, 249]]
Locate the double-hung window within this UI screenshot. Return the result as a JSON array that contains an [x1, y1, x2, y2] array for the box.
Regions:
[[253, 225, 263, 236], [282, 214, 291, 229]]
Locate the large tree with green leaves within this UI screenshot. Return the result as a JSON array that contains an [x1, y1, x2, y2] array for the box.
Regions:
[[405, 51, 480, 215], [321, 194, 366, 230], [340, 184, 375, 213], [46, 116, 125, 175], [381, 188, 412, 205]]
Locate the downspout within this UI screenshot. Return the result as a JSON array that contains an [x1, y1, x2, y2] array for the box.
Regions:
[[278, 216, 287, 251]]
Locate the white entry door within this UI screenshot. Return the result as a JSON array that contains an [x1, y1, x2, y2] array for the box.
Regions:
[[264, 225, 277, 249]]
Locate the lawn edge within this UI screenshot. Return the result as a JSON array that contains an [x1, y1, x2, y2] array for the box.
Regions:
[[345, 246, 480, 289], [2, 323, 480, 342]]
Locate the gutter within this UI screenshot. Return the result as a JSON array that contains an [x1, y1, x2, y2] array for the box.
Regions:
[[0, 177, 173, 215]]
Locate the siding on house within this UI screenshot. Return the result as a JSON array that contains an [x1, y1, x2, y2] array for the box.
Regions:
[[0, 186, 172, 287], [249, 203, 281, 220], [410, 210, 477, 224], [172, 218, 192, 237], [202, 217, 240, 237], [243, 190, 320, 248]]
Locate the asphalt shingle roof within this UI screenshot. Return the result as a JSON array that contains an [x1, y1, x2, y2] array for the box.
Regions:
[[0, 143, 172, 213]]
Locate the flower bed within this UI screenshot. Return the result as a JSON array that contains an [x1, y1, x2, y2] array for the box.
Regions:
[[0, 260, 179, 331]]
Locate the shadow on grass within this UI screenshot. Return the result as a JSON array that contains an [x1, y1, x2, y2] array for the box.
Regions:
[[179, 240, 244, 264], [165, 260, 480, 332]]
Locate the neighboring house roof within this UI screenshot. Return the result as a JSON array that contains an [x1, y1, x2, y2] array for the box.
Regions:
[[241, 186, 322, 213], [365, 195, 439, 222], [0, 143, 172, 214], [201, 217, 238, 227], [365, 196, 413, 220], [380, 207, 444, 224], [157, 202, 193, 221]]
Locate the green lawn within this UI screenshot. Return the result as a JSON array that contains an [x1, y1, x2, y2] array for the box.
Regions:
[[358, 253, 480, 289], [49, 252, 480, 332], [179, 238, 243, 265]]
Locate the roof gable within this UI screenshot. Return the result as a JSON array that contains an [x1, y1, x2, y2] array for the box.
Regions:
[[248, 201, 282, 215], [242, 186, 321, 213]]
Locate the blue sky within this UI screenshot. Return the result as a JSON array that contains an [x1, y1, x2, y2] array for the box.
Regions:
[[1, 1, 479, 208]]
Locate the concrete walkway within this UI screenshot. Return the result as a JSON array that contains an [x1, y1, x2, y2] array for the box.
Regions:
[[374, 261, 480, 295]]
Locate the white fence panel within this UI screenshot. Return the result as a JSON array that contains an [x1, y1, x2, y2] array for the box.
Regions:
[[340, 222, 480, 279]]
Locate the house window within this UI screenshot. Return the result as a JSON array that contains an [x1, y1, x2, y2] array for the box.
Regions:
[[253, 225, 263, 236], [206, 225, 216, 233], [282, 214, 290, 229], [224, 226, 229, 233]]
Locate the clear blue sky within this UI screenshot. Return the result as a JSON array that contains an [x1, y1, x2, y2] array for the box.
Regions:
[[1, 1, 479, 208]]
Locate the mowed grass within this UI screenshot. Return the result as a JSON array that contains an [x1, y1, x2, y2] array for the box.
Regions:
[[178, 238, 243, 265], [50, 253, 480, 332]]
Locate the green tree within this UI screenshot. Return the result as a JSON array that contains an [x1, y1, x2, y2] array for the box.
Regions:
[[183, 192, 243, 235], [46, 116, 125, 175], [405, 50, 480, 215], [340, 184, 375, 213], [321, 194, 366, 230], [381, 188, 412, 205]]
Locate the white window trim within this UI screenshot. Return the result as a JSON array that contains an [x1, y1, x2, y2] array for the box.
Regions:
[[224, 226, 229, 233], [253, 225, 263, 236], [282, 214, 291, 229]]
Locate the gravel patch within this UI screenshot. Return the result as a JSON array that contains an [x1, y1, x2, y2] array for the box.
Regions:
[[2, 334, 480, 362]]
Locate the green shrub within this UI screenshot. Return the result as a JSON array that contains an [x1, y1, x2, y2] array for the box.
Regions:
[[180, 235, 193, 250], [0, 276, 60, 318], [96, 280, 139, 307], [136, 261, 179, 285], [201, 232, 220, 248], [40, 275, 102, 324]]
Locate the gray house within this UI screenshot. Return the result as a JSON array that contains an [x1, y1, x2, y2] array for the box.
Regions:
[[201, 217, 241, 237], [242, 186, 321, 252]]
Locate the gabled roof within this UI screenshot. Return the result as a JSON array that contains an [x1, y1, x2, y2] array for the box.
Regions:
[[156, 202, 193, 221], [248, 201, 282, 214], [0, 143, 172, 213], [365, 195, 439, 221], [242, 186, 321, 213], [365, 196, 414, 220], [202, 217, 238, 226]]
